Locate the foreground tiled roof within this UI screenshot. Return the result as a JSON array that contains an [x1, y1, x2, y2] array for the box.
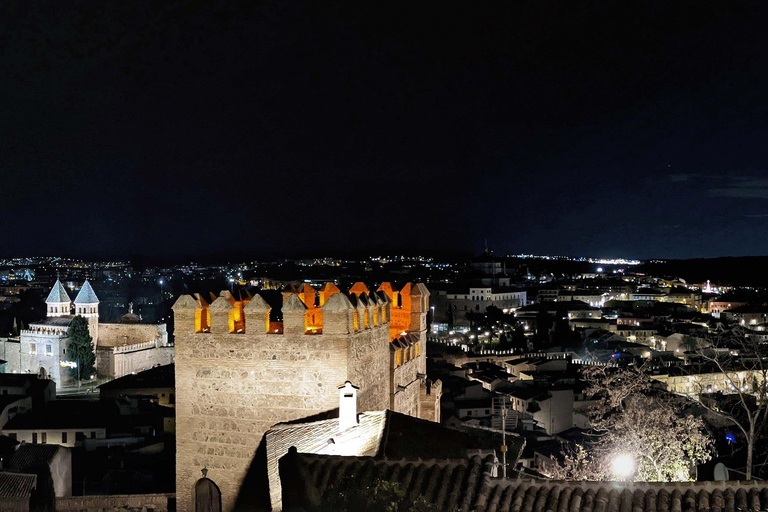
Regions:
[[45, 279, 71, 304], [280, 450, 496, 511], [257, 408, 521, 511], [280, 449, 768, 512], [6, 444, 62, 473], [74, 279, 99, 304], [98, 363, 174, 391], [0, 471, 36, 498]]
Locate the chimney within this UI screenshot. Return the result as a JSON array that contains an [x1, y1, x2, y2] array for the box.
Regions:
[[338, 381, 359, 430]]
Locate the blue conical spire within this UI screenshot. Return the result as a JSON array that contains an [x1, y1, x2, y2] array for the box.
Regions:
[[74, 280, 99, 304], [45, 279, 71, 304]]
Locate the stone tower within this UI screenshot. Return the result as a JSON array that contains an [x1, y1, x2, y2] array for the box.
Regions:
[[45, 279, 71, 317], [74, 280, 100, 346], [173, 282, 436, 512]]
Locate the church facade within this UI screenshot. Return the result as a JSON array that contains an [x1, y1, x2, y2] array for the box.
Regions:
[[6, 280, 173, 387]]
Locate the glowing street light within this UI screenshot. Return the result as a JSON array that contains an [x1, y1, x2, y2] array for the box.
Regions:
[[611, 454, 635, 480]]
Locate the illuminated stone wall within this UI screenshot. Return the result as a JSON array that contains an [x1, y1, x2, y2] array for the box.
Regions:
[[19, 331, 73, 387], [97, 323, 168, 347], [173, 282, 432, 512], [96, 344, 174, 379]]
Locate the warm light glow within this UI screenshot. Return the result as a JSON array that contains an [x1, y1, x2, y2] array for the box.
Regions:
[[611, 454, 635, 479]]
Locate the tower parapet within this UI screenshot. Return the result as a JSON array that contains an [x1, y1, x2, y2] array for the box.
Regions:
[[171, 281, 411, 337]]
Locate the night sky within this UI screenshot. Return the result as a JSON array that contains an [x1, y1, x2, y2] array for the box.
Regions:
[[3, 1, 768, 262]]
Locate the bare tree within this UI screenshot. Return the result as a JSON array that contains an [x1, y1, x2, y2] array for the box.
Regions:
[[689, 328, 768, 480], [549, 365, 712, 482]]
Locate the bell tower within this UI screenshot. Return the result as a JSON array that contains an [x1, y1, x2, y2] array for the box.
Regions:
[[45, 279, 72, 317], [74, 280, 100, 346]]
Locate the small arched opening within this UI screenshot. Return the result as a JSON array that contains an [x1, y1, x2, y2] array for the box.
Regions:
[[195, 477, 222, 512]]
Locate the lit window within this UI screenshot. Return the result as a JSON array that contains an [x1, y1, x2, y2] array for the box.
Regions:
[[46, 345, 52, 356], [30, 343, 36, 355]]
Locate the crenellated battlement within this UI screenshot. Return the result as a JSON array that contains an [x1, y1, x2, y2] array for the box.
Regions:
[[172, 281, 429, 340]]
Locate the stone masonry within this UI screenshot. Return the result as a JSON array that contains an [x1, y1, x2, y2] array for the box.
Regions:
[[173, 282, 438, 512]]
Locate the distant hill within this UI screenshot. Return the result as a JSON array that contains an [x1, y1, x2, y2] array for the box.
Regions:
[[639, 257, 768, 288]]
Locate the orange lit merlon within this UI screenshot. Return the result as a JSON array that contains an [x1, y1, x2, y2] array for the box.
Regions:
[[380, 282, 411, 340], [377, 282, 429, 342], [348, 282, 370, 296], [230, 301, 245, 333], [318, 282, 340, 306], [194, 294, 210, 333], [299, 283, 317, 308]]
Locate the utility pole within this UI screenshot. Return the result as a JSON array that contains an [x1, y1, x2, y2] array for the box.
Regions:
[[501, 403, 507, 478]]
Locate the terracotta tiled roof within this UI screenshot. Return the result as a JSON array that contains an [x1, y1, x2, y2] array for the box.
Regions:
[[280, 449, 768, 512], [256, 408, 521, 511], [0, 471, 36, 498], [280, 450, 496, 511], [6, 444, 62, 473]]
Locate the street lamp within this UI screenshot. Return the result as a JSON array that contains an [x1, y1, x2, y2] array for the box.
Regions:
[[611, 454, 635, 480]]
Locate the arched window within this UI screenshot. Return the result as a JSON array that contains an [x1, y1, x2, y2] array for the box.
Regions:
[[195, 477, 222, 512]]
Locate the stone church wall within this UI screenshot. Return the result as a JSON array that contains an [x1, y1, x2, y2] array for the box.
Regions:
[[97, 323, 167, 348], [97, 344, 175, 380]]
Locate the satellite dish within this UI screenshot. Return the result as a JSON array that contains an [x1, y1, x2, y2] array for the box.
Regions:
[[714, 463, 730, 481]]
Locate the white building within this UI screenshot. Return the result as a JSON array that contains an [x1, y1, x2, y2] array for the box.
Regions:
[[447, 287, 527, 324]]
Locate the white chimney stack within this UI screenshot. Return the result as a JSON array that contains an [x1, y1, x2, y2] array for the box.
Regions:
[[338, 381, 359, 430]]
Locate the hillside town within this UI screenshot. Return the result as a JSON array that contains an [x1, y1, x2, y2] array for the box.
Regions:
[[1, 254, 768, 509]]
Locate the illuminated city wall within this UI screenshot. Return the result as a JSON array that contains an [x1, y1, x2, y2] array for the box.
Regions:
[[173, 281, 432, 512]]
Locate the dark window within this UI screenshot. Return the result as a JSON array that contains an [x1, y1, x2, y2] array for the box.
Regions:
[[62, 432, 67, 443], [41, 433, 47, 444], [169, 393, 175, 404], [32, 433, 37, 444], [8, 433, 16, 441], [90, 431, 96, 439]]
